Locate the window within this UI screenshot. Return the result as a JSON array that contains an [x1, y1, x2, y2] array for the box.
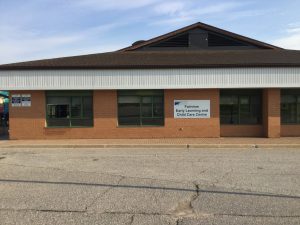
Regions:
[[46, 91, 93, 127], [118, 90, 164, 126], [220, 90, 262, 125], [281, 89, 300, 124]]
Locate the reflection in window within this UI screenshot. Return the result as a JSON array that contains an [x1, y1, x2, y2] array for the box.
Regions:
[[46, 91, 93, 127], [118, 90, 164, 126], [220, 90, 262, 125], [281, 90, 300, 124]]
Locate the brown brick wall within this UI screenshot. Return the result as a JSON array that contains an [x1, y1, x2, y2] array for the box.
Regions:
[[9, 91, 46, 139], [281, 125, 300, 136], [220, 125, 264, 137], [164, 89, 220, 138], [263, 89, 281, 138], [9, 88, 300, 139], [9, 89, 220, 139]]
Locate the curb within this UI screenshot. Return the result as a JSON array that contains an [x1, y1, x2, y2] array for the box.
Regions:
[[1, 143, 300, 149], [188, 144, 256, 148], [255, 144, 300, 148], [0, 144, 188, 149]]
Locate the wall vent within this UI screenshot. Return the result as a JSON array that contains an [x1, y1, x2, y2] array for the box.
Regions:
[[150, 33, 189, 47], [208, 33, 248, 47]]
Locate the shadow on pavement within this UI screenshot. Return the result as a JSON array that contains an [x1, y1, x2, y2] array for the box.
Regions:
[[0, 179, 299, 199]]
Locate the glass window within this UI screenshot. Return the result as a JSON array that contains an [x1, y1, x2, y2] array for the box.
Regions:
[[281, 89, 300, 124], [142, 97, 153, 117], [82, 97, 93, 118], [48, 104, 69, 118], [71, 97, 82, 118], [46, 91, 93, 127], [220, 95, 238, 124], [220, 90, 262, 125], [118, 90, 164, 126]]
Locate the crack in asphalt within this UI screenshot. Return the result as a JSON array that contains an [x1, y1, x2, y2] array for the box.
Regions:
[[85, 176, 126, 211], [213, 213, 300, 218], [191, 182, 200, 211], [2, 162, 298, 200], [0, 208, 86, 214], [36, 209, 85, 213], [0, 207, 172, 217], [128, 214, 135, 225], [1, 162, 300, 201], [172, 182, 200, 217], [101, 211, 171, 216], [213, 168, 234, 186], [0, 162, 192, 187], [1, 208, 299, 219]]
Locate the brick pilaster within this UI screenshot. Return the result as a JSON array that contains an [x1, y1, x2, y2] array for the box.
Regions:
[[263, 89, 281, 138]]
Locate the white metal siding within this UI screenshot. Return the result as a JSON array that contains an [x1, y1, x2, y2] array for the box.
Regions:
[[0, 68, 300, 90]]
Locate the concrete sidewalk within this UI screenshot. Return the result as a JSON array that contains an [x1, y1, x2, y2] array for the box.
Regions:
[[1, 137, 300, 148]]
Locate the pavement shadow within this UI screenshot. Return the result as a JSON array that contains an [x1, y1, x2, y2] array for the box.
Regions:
[[0, 179, 299, 200]]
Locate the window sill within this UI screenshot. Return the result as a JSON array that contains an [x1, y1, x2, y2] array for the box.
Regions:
[[117, 125, 164, 128], [45, 126, 94, 129], [220, 124, 262, 126]]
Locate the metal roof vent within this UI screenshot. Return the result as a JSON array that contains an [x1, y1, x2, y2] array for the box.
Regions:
[[132, 40, 146, 46]]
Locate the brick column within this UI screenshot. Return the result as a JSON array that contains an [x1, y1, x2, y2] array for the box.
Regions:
[[263, 89, 281, 138]]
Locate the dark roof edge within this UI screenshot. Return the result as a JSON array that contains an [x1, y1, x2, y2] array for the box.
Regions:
[[1, 64, 300, 71], [119, 22, 282, 51], [0, 51, 117, 67]]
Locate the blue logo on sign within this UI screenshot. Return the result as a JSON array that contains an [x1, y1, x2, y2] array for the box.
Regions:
[[175, 101, 181, 105]]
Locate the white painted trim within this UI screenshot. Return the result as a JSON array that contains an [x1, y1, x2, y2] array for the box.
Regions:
[[0, 68, 300, 90]]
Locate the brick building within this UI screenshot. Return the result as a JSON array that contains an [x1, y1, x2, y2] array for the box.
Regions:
[[0, 22, 300, 139]]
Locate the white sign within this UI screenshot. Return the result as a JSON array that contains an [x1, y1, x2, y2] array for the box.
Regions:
[[174, 100, 210, 118], [11, 94, 21, 107], [21, 94, 31, 107]]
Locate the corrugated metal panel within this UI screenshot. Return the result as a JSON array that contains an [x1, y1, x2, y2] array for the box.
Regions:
[[0, 68, 300, 90]]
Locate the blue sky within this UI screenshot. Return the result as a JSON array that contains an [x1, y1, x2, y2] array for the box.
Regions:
[[1, 0, 300, 64]]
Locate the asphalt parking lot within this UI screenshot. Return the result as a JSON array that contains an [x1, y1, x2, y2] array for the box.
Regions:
[[0, 147, 299, 225]]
